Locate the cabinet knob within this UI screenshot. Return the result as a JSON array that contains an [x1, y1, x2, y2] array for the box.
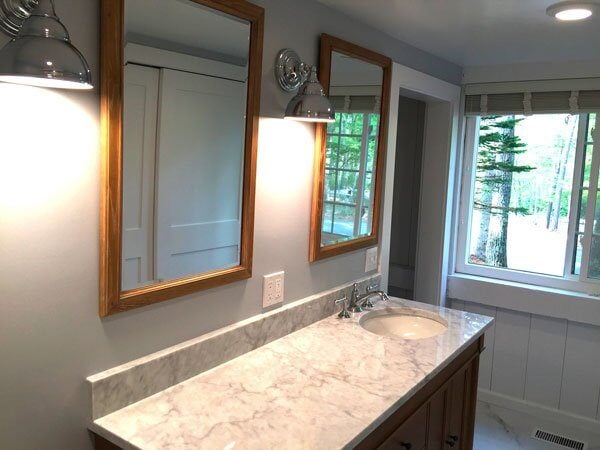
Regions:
[[445, 434, 458, 447], [400, 443, 412, 450]]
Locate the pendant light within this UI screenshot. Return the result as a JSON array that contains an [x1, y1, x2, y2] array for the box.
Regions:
[[0, 0, 92, 89]]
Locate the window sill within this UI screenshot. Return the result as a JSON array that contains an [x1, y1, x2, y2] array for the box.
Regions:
[[447, 273, 600, 327]]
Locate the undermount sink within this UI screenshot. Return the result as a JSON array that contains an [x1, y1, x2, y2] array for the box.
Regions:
[[359, 308, 448, 340]]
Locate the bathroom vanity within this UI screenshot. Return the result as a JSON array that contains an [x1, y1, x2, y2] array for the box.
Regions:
[[357, 337, 481, 449], [88, 290, 492, 450]]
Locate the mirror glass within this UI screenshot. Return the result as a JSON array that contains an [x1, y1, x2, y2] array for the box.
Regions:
[[321, 52, 384, 247], [121, 0, 250, 290]]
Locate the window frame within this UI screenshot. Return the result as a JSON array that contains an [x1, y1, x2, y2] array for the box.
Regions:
[[455, 113, 600, 293]]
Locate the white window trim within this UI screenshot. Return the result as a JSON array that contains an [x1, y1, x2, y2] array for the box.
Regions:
[[455, 113, 600, 294], [563, 114, 588, 277], [579, 114, 600, 280]]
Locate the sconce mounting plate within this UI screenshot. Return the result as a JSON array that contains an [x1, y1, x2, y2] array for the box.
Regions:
[[0, 0, 36, 37], [275, 48, 309, 92]]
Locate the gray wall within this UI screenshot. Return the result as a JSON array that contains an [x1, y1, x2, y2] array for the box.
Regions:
[[0, 1, 461, 448]]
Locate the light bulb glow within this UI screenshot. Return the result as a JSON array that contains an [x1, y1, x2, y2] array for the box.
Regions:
[[547, 2, 594, 21], [555, 8, 592, 19], [0, 75, 93, 90], [0, 83, 96, 212], [284, 116, 335, 123], [257, 118, 313, 201]]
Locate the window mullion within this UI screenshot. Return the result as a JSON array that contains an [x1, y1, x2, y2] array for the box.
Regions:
[[564, 114, 588, 277], [579, 114, 600, 280]]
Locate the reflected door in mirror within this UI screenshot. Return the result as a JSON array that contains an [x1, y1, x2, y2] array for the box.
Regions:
[[121, 0, 250, 290]]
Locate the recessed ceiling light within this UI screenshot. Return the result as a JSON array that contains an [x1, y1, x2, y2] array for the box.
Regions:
[[546, 1, 595, 21]]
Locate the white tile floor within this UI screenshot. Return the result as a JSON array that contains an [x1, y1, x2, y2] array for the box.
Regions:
[[474, 401, 600, 450]]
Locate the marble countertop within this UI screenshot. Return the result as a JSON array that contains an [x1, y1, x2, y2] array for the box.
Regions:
[[90, 298, 492, 450]]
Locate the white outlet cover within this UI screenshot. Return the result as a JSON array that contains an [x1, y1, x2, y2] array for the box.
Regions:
[[365, 247, 378, 272], [263, 271, 284, 308]]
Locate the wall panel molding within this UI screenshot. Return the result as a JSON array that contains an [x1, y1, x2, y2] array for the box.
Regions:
[[451, 299, 600, 423]]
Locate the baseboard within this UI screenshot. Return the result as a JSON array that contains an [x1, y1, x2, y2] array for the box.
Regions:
[[478, 389, 600, 434]]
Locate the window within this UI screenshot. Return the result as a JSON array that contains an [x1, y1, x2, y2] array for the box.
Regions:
[[457, 112, 600, 291], [322, 111, 379, 245]]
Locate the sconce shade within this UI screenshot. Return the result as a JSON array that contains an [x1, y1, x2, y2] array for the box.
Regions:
[[284, 66, 335, 123], [0, 0, 92, 89]]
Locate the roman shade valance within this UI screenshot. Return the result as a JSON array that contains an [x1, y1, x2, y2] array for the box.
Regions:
[[465, 90, 600, 116], [330, 95, 380, 113]]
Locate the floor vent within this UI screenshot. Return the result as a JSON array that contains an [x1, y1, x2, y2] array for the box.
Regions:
[[531, 428, 588, 450]]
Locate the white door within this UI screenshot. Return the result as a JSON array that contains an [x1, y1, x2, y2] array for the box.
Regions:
[[154, 68, 246, 281], [122, 63, 159, 290]]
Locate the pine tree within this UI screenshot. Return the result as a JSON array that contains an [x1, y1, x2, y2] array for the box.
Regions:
[[473, 116, 534, 267]]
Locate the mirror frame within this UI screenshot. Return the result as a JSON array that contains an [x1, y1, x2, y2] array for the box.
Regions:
[[309, 34, 392, 262], [99, 0, 264, 316]]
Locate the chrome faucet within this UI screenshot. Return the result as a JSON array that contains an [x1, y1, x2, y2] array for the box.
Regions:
[[348, 282, 390, 313]]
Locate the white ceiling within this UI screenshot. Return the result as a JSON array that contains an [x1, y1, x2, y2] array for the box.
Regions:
[[125, 0, 249, 61], [317, 0, 600, 67]]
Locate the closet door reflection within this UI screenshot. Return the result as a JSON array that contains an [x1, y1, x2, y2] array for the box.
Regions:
[[120, 0, 250, 291], [122, 65, 247, 290], [122, 64, 159, 289], [99, 0, 263, 315], [154, 69, 245, 284]]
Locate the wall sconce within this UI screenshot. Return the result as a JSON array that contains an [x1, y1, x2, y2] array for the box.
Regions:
[[0, 0, 92, 89], [275, 48, 335, 123]]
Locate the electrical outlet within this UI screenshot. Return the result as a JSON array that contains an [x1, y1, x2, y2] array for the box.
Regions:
[[263, 271, 284, 308], [365, 247, 378, 272]]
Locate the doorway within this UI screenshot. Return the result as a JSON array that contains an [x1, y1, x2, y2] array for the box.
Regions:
[[380, 63, 461, 306], [388, 95, 426, 299]]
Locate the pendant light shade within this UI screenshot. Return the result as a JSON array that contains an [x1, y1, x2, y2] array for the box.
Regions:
[[0, 0, 92, 89], [275, 49, 334, 123], [284, 66, 335, 123]]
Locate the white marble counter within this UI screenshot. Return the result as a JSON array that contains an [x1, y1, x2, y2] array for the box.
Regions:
[[90, 298, 492, 449]]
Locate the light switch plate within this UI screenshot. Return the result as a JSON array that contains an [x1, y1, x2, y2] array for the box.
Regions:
[[263, 271, 284, 308], [365, 247, 378, 272]]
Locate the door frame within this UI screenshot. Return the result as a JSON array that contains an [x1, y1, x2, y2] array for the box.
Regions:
[[380, 63, 461, 306]]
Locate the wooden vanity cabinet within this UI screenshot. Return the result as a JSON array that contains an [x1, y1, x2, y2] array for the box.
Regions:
[[357, 336, 483, 450]]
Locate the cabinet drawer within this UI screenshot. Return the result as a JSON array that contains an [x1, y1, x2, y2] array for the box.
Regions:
[[378, 403, 428, 450]]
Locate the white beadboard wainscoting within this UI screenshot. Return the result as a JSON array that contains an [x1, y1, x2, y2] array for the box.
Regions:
[[450, 299, 600, 431]]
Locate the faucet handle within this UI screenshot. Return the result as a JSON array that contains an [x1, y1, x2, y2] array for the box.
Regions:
[[335, 295, 351, 319], [366, 283, 379, 292]]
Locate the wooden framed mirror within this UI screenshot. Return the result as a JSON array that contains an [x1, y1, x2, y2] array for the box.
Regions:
[[309, 34, 392, 261], [99, 0, 264, 316]]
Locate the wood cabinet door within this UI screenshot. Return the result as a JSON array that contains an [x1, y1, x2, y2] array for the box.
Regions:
[[446, 366, 467, 449], [460, 357, 479, 450], [427, 384, 449, 450], [378, 402, 428, 450], [445, 356, 479, 450]]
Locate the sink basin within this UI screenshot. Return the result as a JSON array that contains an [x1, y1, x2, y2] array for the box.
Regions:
[[359, 308, 448, 339]]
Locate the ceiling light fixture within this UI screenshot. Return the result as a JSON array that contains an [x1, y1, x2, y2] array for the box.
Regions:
[[275, 49, 335, 123], [546, 1, 595, 21]]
